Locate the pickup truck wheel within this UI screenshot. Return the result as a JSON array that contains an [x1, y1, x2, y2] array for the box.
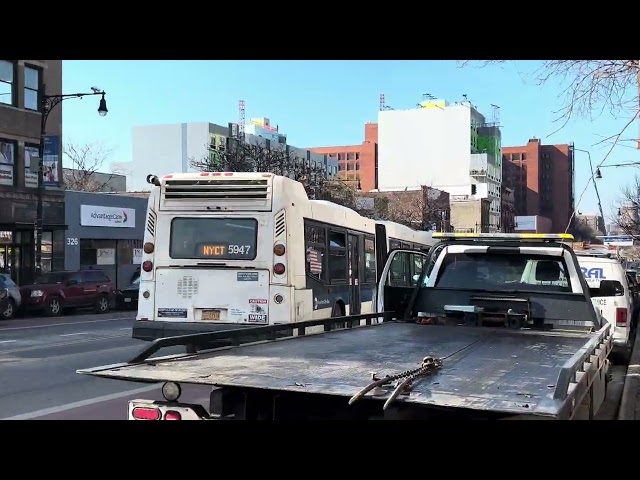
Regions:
[[1, 299, 15, 320], [44, 297, 63, 316], [95, 295, 110, 314]]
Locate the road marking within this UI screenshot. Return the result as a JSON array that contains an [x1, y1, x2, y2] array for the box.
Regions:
[[1, 384, 161, 420], [59, 332, 89, 337], [0, 316, 134, 332], [0, 340, 17, 344], [119, 327, 131, 330]]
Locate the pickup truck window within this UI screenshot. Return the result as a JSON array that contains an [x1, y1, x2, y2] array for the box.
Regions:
[[435, 253, 572, 293], [388, 251, 424, 287]]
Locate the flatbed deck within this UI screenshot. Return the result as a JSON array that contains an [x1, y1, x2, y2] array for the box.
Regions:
[[79, 321, 610, 418]]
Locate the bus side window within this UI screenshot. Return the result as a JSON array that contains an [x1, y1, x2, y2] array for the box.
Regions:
[[363, 236, 376, 284], [328, 231, 347, 283], [305, 224, 327, 282]]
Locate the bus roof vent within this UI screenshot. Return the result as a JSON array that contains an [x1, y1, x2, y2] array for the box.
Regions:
[[160, 176, 272, 211]]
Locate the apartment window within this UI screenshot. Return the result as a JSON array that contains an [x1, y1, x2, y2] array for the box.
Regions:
[[0, 60, 15, 106], [338, 164, 345, 171], [541, 152, 551, 160], [521, 153, 527, 160], [347, 152, 355, 161], [355, 162, 360, 171], [355, 152, 360, 160], [337, 153, 345, 161], [511, 153, 521, 161], [24, 65, 40, 111]]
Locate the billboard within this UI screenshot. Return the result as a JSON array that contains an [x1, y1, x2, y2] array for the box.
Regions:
[[596, 235, 634, 247]]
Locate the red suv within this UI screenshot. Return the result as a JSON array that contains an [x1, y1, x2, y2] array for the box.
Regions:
[[20, 270, 115, 317]]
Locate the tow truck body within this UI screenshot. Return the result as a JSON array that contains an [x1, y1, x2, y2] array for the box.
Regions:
[[78, 233, 613, 420]]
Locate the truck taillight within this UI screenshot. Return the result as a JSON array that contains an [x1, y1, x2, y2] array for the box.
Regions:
[[273, 263, 285, 275], [164, 411, 182, 420], [143, 242, 154, 254], [142, 260, 153, 272], [616, 308, 627, 326], [132, 407, 161, 420]]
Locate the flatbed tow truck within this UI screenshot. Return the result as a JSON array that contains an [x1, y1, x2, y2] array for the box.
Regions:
[[78, 233, 613, 420]]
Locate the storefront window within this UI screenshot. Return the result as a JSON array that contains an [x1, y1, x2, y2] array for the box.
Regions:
[[117, 239, 142, 265], [80, 239, 117, 267]]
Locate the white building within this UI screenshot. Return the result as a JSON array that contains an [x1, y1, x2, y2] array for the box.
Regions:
[[120, 120, 338, 192], [377, 99, 503, 231]]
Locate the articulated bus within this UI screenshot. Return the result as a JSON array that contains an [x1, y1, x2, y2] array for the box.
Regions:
[[133, 172, 437, 341]]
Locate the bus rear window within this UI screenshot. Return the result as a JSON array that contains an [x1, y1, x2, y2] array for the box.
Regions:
[[170, 218, 258, 260]]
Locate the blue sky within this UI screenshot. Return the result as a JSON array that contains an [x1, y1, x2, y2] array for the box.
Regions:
[[62, 60, 640, 222]]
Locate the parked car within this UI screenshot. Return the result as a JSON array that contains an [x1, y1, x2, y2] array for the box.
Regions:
[[19, 269, 115, 317], [115, 277, 139, 310], [0, 273, 21, 319]]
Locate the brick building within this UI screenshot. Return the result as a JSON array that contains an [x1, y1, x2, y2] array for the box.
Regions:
[[359, 186, 450, 231], [502, 138, 574, 233], [0, 60, 64, 285], [309, 122, 378, 192], [501, 185, 516, 232]]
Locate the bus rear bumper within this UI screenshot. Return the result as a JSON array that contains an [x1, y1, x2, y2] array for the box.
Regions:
[[132, 320, 259, 342]]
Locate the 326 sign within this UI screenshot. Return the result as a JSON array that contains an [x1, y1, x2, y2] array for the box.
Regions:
[[66, 237, 79, 246]]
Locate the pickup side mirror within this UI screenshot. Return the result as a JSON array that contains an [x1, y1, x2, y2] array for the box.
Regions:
[[599, 280, 624, 296]]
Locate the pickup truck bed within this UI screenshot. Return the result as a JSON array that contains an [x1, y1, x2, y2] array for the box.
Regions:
[[79, 320, 611, 419]]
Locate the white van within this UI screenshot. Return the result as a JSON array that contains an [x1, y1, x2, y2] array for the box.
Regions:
[[576, 254, 636, 360]]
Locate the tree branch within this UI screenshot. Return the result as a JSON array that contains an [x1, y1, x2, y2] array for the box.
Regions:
[[62, 140, 120, 192]]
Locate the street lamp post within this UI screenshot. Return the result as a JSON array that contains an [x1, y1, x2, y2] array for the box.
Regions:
[[574, 147, 606, 235], [34, 86, 108, 278]]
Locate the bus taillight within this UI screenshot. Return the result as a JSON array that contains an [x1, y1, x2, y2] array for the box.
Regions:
[[143, 242, 154, 254], [142, 260, 153, 272], [273, 244, 286, 256], [273, 263, 285, 275]]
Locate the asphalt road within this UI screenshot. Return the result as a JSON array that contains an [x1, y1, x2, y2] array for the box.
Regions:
[[0, 311, 212, 420], [0, 310, 630, 420]]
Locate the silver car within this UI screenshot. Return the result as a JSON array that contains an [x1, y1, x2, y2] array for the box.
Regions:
[[0, 273, 21, 319]]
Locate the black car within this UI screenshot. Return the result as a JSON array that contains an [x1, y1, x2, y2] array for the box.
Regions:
[[116, 277, 139, 310]]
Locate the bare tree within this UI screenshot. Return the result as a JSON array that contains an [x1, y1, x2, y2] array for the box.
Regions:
[[63, 141, 121, 192], [460, 60, 640, 149], [363, 187, 450, 230], [189, 138, 357, 209], [612, 174, 640, 238]]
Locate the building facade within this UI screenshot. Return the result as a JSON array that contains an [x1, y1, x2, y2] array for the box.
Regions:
[[309, 122, 378, 192], [502, 138, 575, 233], [64, 191, 148, 289], [501, 185, 516, 232], [0, 60, 64, 285], [124, 120, 338, 192], [376, 99, 502, 231], [450, 197, 491, 233]]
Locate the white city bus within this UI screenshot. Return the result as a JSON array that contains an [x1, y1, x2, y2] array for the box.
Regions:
[[133, 172, 437, 341]]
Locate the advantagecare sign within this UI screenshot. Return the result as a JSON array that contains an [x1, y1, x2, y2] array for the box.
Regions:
[[80, 204, 136, 228]]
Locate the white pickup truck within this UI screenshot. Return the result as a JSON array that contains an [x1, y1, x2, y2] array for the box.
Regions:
[[78, 233, 613, 420], [574, 251, 637, 362]]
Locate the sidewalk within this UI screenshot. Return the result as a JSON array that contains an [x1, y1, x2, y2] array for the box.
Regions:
[[618, 331, 640, 420]]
